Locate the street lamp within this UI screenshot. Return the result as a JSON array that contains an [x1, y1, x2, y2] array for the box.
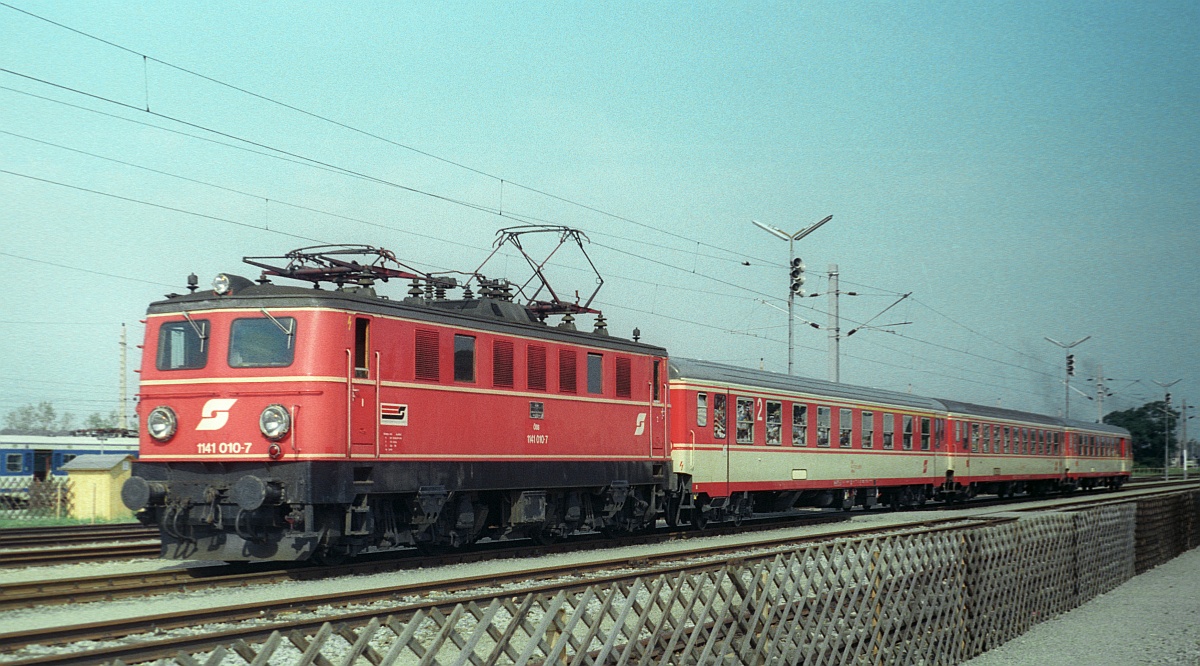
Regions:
[[1153, 379, 1181, 480], [751, 215, 833, 375], [1044, 336, 1090, 419]]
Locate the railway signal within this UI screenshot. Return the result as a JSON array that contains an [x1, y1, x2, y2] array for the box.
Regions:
[[1045, 336, 1090, 419], [789, 258, 805, 295], [751, 215, 833, 375]]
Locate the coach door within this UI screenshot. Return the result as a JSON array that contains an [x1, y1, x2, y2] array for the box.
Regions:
[[348, 316, 379, 457], [651, 358, 667, 458], [713, 392, 731, 497]]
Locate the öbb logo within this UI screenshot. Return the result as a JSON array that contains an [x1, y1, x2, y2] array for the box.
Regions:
[[196, 399, 238, 430]]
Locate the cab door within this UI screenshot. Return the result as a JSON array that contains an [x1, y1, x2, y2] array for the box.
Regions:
[[349, 316, 378, 457]]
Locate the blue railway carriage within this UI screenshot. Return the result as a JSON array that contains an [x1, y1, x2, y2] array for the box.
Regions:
[[1, 433, 139, 483]]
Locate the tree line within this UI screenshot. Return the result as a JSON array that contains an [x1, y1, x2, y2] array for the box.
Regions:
[[1103, 400, 1192, 467], [2, 401, 127, 436]]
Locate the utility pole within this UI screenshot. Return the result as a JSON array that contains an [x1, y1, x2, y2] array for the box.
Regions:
[[1093, 365, 1111, 423], [1183, 398, 1190, 480], [1044, 336, 1090, 419], [750, 215, 833, 375], [828, 264, 840, 383], [119, 324, 128, 432], [1153, 379, 1181, 480]]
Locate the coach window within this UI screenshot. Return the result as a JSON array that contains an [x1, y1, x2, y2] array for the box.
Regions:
[[586, 353, 603, 394], [157, 319, 209, 370], [981, 425, 990, 454], [862, 411, 875, 449], [229, 317, 296, 368], [453, 335, 476, 382], [1053, 432, 1061, 455], [839, 408, 853, 448], [1002, 427, 1011, 454], [882, 414, 895, 449], [792, 404, 807, 446], [817, 406, 831, 447], [713, 394, 728, 439], [902, 415, 914, 450], [696, 393, 708, 427], [736, 397, 755, 444], [971, 423, 980, 453], [920, 417, 931, 451], [5, 453, 22, 473], [766, 401, 782, 445]]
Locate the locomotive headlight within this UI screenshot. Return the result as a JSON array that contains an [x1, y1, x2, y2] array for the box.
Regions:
[[147, 406, 177, 442], [212, 274, 232, 295], [259, 404, 291, 440]]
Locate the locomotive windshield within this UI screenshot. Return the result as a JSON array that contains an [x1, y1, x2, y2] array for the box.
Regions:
[[229, 317, 296, 368], [156, 320, 209, 370]]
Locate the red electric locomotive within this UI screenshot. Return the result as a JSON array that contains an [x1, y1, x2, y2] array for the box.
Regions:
[[123, 238, 671, 561]]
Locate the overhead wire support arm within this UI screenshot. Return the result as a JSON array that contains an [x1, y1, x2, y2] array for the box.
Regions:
[[846, 292, 913, 337]]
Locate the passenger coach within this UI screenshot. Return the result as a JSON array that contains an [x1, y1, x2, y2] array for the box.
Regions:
[[668, 358, 1130, 525]]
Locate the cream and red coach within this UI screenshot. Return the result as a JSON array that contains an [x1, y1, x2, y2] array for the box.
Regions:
[[125, 271, 669, 561], [667, 358, 1130, 524]]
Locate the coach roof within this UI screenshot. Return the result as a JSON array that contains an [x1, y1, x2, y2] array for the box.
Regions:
[[668, 357, 945, 412]]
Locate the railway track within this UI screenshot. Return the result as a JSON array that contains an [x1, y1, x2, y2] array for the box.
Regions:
[[0, 513, 847, 611], [0, 523, 156, 549], [0, 523, 160, 567]]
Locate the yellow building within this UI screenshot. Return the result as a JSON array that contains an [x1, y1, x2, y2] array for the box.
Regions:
[[61, 454, 135, 521]]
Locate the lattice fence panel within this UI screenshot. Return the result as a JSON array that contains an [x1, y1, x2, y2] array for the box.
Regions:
[[1073, 503, 1136, 603], [120, 491, 1200, 666], [1134, 493, 1192, 573], [1188, 491, 1200, 550]]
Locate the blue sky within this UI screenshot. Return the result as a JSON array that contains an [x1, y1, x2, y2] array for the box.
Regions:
[[1, 1, 1197, 425]]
